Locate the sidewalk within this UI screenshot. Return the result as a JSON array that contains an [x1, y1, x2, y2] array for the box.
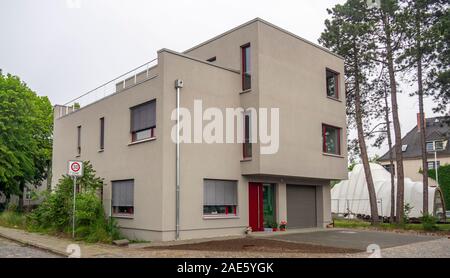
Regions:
[[0, 226, 364, 258]]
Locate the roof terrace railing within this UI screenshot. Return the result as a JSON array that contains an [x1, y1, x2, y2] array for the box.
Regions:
[[60, 58, 158, 114]]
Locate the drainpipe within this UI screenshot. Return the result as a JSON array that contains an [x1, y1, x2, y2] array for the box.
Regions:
[[175, 79, 184, 240]]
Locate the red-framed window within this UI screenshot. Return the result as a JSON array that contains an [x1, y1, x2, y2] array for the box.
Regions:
[[322, 124, 341, 155], [326, 68, 339, 99], [241, 43, 251, 91]]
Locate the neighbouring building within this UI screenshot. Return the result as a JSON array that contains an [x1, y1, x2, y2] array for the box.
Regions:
[[51, 18, 348, 241], [379, 115, 450, 186]]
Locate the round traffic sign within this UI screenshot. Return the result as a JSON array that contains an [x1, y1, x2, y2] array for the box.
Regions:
[[71, 162, 81, 172]]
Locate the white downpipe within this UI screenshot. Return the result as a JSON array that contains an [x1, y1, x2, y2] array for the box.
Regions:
[[175, 79, 183, 240]]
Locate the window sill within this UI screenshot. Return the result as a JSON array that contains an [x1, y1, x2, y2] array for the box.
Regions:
[[128, 137, 156, 146], [112, 214, 134, 219], [239, 89, 252, 95], [240, 158, 252, 162], [203, 215, 240, 220], [75, 155, 81, 158], [326, 96, 341, 102], [98, 149, 104, 153], [322, 153, 344, 158]]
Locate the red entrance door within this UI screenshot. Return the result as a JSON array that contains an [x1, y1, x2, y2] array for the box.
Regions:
[[248, 182, 264, 231]]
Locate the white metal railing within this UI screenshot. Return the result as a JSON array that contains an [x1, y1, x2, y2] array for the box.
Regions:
[[60, 58, 158, 114]]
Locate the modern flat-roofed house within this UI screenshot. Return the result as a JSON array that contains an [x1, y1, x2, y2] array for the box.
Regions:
[[379, 116, 450, 187], [51, 18, 347, 241]]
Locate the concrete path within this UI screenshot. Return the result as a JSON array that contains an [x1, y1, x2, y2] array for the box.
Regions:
[[0, 237, 61, 258], [267, 229, 442, 250]]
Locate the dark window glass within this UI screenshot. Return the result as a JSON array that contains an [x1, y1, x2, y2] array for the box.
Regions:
[[207, 56, 216, 62], [77, 126, 81, 155], [100, 117, 105, 150], [243, 113, 252, 158], [322, 124, 341, 155], [241, 44, 251, 90], [326, 69, 339, 99]]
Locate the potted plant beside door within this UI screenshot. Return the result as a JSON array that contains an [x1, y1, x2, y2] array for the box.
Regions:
[[270, 221, 279, 232], [279, 220, 287, 231]]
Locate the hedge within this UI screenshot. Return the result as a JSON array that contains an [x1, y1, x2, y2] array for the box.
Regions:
[[429, 164, 450, 211]]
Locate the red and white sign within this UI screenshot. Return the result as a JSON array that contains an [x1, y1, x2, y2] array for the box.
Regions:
[[68, 161, 83, 177]]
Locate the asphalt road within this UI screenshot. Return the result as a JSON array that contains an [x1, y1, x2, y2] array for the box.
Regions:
[[0, 237, 61, 258]]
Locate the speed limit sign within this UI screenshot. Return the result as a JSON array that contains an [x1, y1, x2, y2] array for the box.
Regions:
[[68, 161, 83, 177]]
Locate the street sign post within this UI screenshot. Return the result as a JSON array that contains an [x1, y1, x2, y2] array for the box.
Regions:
[[68, 161, 83, 238]]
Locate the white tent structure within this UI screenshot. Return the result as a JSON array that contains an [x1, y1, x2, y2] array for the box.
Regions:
[[331, 163, 446, 220]]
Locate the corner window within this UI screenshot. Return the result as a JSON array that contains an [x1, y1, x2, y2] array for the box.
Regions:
[[383, 164, 395, 175], [322, 124, 341, 155], [243, 112, 252, 159], [207, 56, 216, 62], [77, 125, 81, 156], [100, 117, 105, 150], [241, 44, 251, 91], [112, 180, 134, 216], [130, 99, 156, 142], [203, 179, 238, 217], [326, 69, 339, 99]]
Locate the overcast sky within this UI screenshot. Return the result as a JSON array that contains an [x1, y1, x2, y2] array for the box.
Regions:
[[0, 0, 441, 157]]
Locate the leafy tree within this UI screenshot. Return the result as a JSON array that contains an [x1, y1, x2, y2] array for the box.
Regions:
[[320, 0, 380, 224], [369, 0, 407, 224], [398, 0, 446, 215], [0, 72, 53, 199]]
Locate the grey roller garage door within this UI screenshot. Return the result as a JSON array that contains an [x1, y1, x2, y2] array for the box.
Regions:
[[286, 185, 317, 228]]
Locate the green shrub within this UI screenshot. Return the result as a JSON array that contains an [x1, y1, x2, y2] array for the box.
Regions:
[[27, 161, 121, 243], [421, 213, 438, 231], [0, 211, 26, 229], [428, 164, 450, 211]]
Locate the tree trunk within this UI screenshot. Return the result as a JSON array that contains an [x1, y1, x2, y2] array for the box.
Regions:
[[416, 5, 429, 215], [382, 13, 405, 224], [354, 45, 380, 224], [384, 89, 396, 224]]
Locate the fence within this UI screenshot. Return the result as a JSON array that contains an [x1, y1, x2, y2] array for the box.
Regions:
[[59, 58, 158, 115]]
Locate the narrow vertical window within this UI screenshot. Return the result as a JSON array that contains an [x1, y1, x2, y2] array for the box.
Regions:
[[100, 117, 105, 150], [243, 112, 252, 158], [326, 69, 339, 99], [241, 44, 251, 91], [77, 125, 81, 156]]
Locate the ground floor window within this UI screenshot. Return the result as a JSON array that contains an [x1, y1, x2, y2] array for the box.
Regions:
[[427, 161, 440, 170], [203, 179, 238, 217], [112, 179, 134, 216]]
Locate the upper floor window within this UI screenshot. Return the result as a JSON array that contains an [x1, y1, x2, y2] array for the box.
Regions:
[[322, 124, 341, 155], [241, 44, 251, 91], [77, 125, 81, 156], [427, 161, 440, 170], [427, 140, 444, 152], [100, 117, 105, 150], [326, 69, 339, 99], [112, 180, 134, 216], [243, 112, 252, 159], [130, 99, 156, 143], [203, 179, 238, 217]]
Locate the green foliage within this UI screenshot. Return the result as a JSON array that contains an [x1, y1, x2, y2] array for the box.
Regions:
[[0, 72, 53, 196], [403, 203, 413, 224], [421, 213, 439, 231], [428, 164, 450, 210], [27, 161, 121, 243], [0, 211, 26, 229]]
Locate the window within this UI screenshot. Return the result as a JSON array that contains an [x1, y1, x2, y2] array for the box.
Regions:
[[402, 145, 408, 152], [427, 140, 445, 152], [100, 117, 105, 150], [77, 126, 81, 156], [130, 99, 156, 142], [203, 179, 238, 217], [207, 56, 216, 62], [322, 124, 341, 155], [426, 142, 434, 152], [427, 161, 440, 170], [326, 69, 339, 99], [243, 112, 252, 159], [241, 44, 251, 91], [112, 180, 134, 216]]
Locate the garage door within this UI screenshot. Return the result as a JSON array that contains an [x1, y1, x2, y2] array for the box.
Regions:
[[286, 185, 317, 228]]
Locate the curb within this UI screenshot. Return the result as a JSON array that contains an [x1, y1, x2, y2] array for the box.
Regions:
[[0, 231, 68, 257]]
